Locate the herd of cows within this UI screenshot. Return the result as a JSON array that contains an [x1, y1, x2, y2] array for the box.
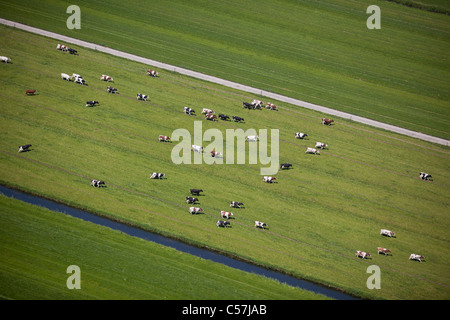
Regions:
[[6, 42, 431, 265]]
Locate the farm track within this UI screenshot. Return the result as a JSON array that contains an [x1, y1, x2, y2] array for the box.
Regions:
[[1, 18, 449, 147]]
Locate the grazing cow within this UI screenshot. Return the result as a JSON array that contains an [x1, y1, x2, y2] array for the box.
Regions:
[[137, 93, 148, 101], [230, 201, 244, 208], [280, 163, 292, 170], [18, 144, 32, 153], [201, 108, 214, 115], [0, 56, 11, 63], [210, 150, 222, 158], [409, 254, 425, 262], [190, 189, 203, 196], [91, 179, 106, 188], [150, 172, 165, 179], [184, 107, 195, 115], [25, 90, 36, 95], [75, 77, 86, 85], [61, 73, 72, 81], [192, 145, 203, 153], [100, 75, 113, 82], [246, 135, 259, 142], [85, 101, 99, 107], [419, 172, 432, 181], [355, 251, 371, 259], [159, 135, 171, 142], [255, 221, 267, 229], [189, 207, 203, 214], [232, 116, 244, 123], [305, 147, 320, 155], [218, 114, 230, 121], [295, 132, 308, 140], [322, 118, 334, 126], [266, 102, 278, 111], [107, 86, 118, 94], [315, 142, 328, 149], [380, 229, 395, 238], [185, 196, 198, 204], [67, 48, 78, 55], [147, 69, 159, 77], [205, 114, 217, 121], [263, 176, 276, 183], [216, 220, 231, 228], [56, 44, 68, 51], [377, 247, 392, 255], [221, 211, 234, 219], [243, 102, 254, 109], [251, 99, 264, 109]]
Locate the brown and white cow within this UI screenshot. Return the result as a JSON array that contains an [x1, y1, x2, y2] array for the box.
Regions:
[[159, 135, 170, 142], [322, 118, 334, 126], [355, 251, 371, 259], [189, 207, 203, 214], [221, 211, 234, 219], [377, 247, 392, 255], [25, 89, 36, 95], [380, 229, 395, 238], [409, 254, 425, 262]]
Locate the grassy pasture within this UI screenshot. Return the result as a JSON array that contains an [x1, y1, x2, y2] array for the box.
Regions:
[[0, 25, 449, 300], [0, 0, 449, 140], [0, 194, 329, 300]]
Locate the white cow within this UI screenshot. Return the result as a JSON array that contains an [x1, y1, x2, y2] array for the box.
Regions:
[[380, 229, 395, 238], [295, 132, 308, 139], [0, 56, 11, 63], [315, 142, 328, 149], [355, 251, 371, 259], [305, 147, 320, 155], [150, 172, 165, 179], [255, 221, 267, 229], [56, 44, 68, 51], [221, 211, 234, 219], [189, 207, 203, 214], [100, 75, 113, 82], [61, 73, 72, 81], [246, 135, 259, 142], [201, 108, 214, 115], [192, 145, 203, 153], [263, 176, 276, 183], [409, 254, 425, 262]]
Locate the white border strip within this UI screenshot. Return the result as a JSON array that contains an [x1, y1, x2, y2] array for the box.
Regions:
[[1, 18, 448, 146]]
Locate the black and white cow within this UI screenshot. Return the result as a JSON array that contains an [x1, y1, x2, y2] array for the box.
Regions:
[[137, 93, 148, 101], [18, 144, 32, 153], [107, 86, 118, 94], [190, 189, 203, 196], [243, 102, 254, 109], [91, 179, 106, 188], [216, 220, 231, 228], [295, 132, 308, 139], [419, 172, 432, 181], [230, 201, 244, 208], [184, 107, 195, 115], [75, 77, 86, 85], [186, 196, 198, 204], [150, 172, 165, 179], [255, 221, 267, 229], [85, 101, 99, 107], [219, 114, 230, 121], [232, 116, 244, 123], [280, 163, 292, 170]]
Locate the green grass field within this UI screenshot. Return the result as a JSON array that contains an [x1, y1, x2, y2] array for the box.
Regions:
[[0, 194, 329, 300], [0, 0, 449, 140], [0, 23, 449, 300]]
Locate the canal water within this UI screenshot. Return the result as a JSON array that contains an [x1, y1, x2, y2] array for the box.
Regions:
[[0, 185, 357, 300]]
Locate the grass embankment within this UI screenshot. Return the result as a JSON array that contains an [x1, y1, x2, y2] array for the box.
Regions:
[[0, 25, 449, 299], [0, 0, 449, 139]]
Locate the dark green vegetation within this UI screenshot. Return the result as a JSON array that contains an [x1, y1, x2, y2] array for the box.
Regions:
[[0, 0, 449, 140], [0, 194, 329, 299], [0, 24, 449, 300]]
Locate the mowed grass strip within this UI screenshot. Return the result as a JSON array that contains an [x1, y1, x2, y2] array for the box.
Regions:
[[0, 25, 449, 300], [0, 0, 449, 139]]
